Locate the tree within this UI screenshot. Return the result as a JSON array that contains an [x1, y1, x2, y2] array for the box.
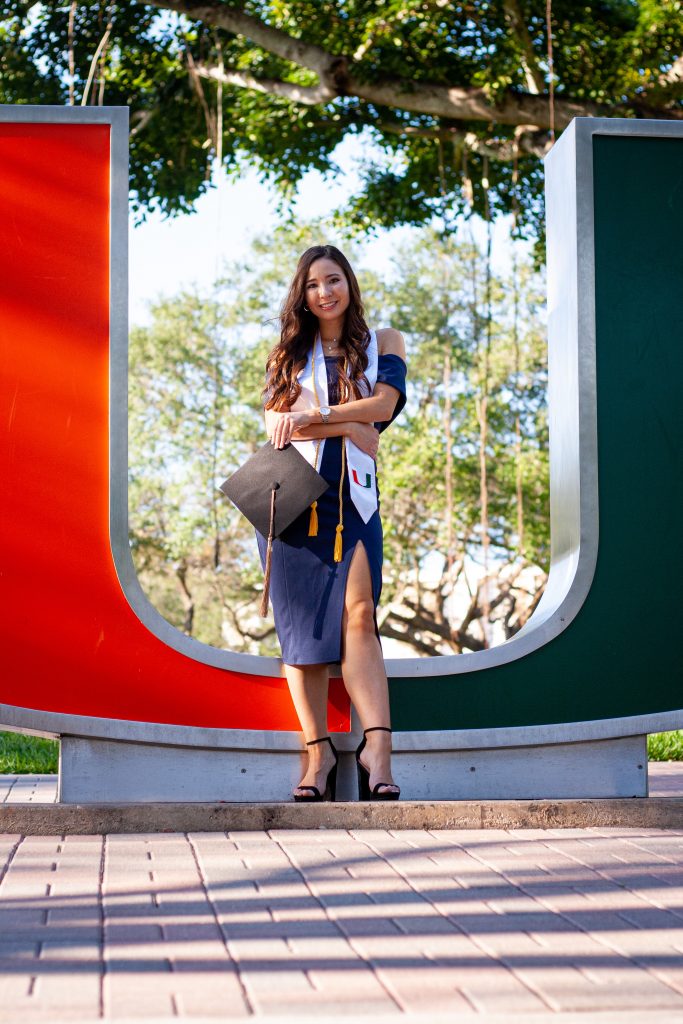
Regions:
[[3, 1, 681, 235], [128, 285, 280, 653], [128, 221, 549, 657], [372, 226, 549, 655]]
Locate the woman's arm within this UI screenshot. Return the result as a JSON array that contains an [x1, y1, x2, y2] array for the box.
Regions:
[[324, 326, 406, 425], [325, 328, 406, 423], [375, 327, 408, 433], [266, 386, 400, 446], [290, 422, 350, 440], [267, 327, 406, 446], [268, 388, 399, 428], [327, 327, 405, 423], [326, 383, 401, 426], [265, 409, 380, 457], [292, 420, 380, 458]]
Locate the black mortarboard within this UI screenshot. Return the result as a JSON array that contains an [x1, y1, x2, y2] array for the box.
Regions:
[[219, 441, 328, 616]]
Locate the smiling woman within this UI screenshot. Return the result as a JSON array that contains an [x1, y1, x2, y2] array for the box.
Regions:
[[256, 244, 407, 802]]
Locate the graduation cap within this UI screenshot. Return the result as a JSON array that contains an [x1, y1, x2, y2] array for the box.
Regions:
[[220, 441, 328, 616]]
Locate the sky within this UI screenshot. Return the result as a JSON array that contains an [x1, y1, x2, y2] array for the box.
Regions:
[[129, 135, 394, 325]]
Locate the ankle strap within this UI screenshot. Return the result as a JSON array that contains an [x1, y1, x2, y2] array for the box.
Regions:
[[363, 726, 392, 736], [306, 736, 332, 746]]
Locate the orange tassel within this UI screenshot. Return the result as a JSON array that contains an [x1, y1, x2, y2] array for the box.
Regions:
[[333, 432, 346, 562], [333, 523, 343, 562], [308, 501, 318, 536]]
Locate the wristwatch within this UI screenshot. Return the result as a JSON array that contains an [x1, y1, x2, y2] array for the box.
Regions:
[[319, 406, 331, 423]]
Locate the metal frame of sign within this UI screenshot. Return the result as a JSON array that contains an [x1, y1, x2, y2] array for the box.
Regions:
[[1, 107, 681, 756]]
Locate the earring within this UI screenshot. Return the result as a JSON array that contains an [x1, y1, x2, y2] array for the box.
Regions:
[[303, 305, 310, 312]]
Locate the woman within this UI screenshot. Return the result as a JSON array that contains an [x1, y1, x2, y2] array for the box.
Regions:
[[257, 244, 407, 802]]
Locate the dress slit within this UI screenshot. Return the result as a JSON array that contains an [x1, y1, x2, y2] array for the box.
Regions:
[[335, 540, 382, 664]]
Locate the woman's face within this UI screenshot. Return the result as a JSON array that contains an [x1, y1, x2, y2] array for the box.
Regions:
[[304, 257, 350, 325]]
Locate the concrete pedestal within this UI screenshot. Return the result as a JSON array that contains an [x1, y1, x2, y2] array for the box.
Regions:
[[58, 733, 648, 803]]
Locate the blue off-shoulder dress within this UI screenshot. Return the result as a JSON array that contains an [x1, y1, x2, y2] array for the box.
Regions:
[[256, 352, 407, 666]]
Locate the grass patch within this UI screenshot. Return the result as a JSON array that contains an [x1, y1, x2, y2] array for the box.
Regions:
[[648, 730, 683, 762], [0, 731, 59, 774]]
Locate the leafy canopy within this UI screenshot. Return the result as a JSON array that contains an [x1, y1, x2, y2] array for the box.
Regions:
[[2, 1, 681, 235]]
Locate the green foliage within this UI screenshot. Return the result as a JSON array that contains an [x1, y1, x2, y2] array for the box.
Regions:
[[376, 227, 549, 564], [129, 283, 280, 651], [128, 221, 550, 654], [648, 730, 683, 761], [3, 1, 681, 233], [365, 225, 549, 650], [0, 731, 59, 774]]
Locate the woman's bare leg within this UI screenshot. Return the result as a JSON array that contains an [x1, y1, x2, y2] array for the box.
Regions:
[[283, 662, 336, 794], [341, 543, 398, 794]]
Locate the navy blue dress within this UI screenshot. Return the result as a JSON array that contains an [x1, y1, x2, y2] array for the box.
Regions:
[[256, 353, 407, 666]]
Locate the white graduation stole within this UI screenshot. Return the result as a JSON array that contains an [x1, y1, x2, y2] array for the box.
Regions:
[[291, 330, 379, 523]]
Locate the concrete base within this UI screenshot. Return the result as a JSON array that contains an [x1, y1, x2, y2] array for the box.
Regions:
[[58, 733, 649, 803], [2, 796, 683, 835]]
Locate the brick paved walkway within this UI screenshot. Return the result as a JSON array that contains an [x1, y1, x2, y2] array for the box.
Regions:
[[0, 773, 59, 804], [1, 765, 682, 1021], [1, 825, 683, 1021], [647, 762, 683, 796]]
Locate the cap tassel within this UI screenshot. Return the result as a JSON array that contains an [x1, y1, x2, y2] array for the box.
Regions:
[[333, 435, 346, 562], [308, 500, 319, 536], [309, 440, 322, 537], [333, 523, 343, 562], [260, 482, 279, 617]]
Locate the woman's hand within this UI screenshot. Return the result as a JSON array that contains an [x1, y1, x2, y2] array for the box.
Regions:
[[266, 408, 311, 448], [346, 422, 380, 459]]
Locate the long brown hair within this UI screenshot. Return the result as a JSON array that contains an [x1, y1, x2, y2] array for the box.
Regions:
[[262, 245, 370, 411]]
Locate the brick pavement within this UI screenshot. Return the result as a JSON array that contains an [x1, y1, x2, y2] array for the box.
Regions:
[[1, 823, 683, 1021], [648, 762, 683, 795], [1, 764, 682, 1021], [0, 774, 59, 804]]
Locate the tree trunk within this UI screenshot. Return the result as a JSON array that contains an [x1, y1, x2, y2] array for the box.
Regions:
[[175, 560, 195, 635], [443, 346, 454, 571], [511, 141, 526, 561], [476, 158, 493, 647]]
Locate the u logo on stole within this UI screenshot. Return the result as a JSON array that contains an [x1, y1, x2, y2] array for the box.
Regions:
[[351, 469, 372, 489]]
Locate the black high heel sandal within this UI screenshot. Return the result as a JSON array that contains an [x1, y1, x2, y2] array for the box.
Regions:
[[293, 736, 339, 802], [356, 727, 400, 801]]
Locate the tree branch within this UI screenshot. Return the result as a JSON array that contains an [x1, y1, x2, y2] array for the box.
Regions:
[[144, 0, 341, 81], [380, 618, 446, 657], [382, 609, 488, 655], [395, 598, 487, 653], [502, 0, 546, 95], [175, 560, 195, 635], [194, 63, 335, 105], [197, 59, 604, 130], [144, 0, 682, 139], [130, 76, 185, 137], [377, 117, 552, 160]]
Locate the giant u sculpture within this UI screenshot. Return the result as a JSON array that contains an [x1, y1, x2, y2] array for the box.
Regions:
[[0, 106, 682, 802]]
